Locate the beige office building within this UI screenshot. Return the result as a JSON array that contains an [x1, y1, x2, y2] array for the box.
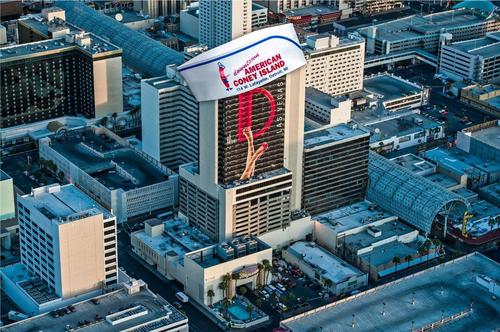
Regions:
[[17, 184, 118, 298], [304, 33, 365, 97]]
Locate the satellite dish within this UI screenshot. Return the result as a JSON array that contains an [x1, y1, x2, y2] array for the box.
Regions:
[[374, 128, 381, 134], [115, 13, 123, 22]]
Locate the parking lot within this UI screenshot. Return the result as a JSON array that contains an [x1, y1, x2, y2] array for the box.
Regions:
[[245, 255, 334, 325]]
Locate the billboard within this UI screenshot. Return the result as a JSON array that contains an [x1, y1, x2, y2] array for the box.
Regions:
[[178, 24, 306, 102], [218, 76, 286, 184]]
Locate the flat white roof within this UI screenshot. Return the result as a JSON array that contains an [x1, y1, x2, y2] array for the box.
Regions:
[[287, 242, 364, 283], [23, 184, 113, 221], [313, 200, 397, 234]]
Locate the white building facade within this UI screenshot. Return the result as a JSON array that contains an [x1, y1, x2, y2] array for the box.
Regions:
[[141, 67, 199, 171], [199, 0, 252, 49], [304, 34, 365, 97]]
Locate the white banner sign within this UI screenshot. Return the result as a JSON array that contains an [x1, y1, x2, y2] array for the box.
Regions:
[[178, 24, 306, 102]]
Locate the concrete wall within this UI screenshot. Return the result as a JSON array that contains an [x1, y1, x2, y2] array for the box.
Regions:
[[258, 216, 313, 250], [57, 214, 105, 299], [93, 56, 123, 118], [184, 247, 272, 306]]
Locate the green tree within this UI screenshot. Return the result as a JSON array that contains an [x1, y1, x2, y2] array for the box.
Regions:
[[488, 217, 495, 231], [392, 256, 401, 272], [207, 289, 215, 306], [404, 255, 413, 269], [255, 298, 263, 308], [246, 304, 254, 320], [322, 278, 333, 290], [238, 286, 247, 296]]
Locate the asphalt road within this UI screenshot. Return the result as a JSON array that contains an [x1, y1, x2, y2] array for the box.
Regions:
[[116, 231, 223, 332]]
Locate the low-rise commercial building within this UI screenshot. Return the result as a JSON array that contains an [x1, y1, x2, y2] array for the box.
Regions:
[[365, 113, 444, 154], [363, 73, 428, 112], [305, 88, 351, 126], [132, 217, 273, 306], [302, 123, 370, 215], [460, 85, 500, 118], [39, 126, 177, 223], [439, 32, 500, 83], [283, 241, 367, 296], [342, 220, 438, 280], [359, 8, 500, 55], [1, 184, 118, 315], [131, 218, 214, 281], [184, 237, 272, 306], [304, 33, 365, 97], [3, 278, 189, 332], [391, 154, 467, 191], [281, 252, 500, 332], [313, 200, 398, 253]]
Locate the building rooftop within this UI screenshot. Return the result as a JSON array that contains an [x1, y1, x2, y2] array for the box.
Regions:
[[449, 199, 500, 237], [0, 33, 121, 62], [133, 218, 214, 262], [364, 74, 421, 101], [282, 252, 500, 332], [48, 128, 171, 191], [104, 10, 154, 24], [390, 154, 436, 176], [358, 240, 423, 267], [1, 263, 59, 305], [187, 236, 271, 268], [425, 172, 460, 189], [344, 220, 416, 250], [313, 200, 397, 235], [0, 169, 11, 181], [304, 123, 369, 149], [305, 87, 349, 108], [359, 9, 492, 42], [451, 32, 500, 58], [23, 184, 113, 222], [284, 5, 338, 18], [4, 282, 188, 332], [468, 123, 500, 150], [58, 1, 184, 77], [367, 114, 441, 143], [286, 242, 365, 284], [425, 147, 500, 176]]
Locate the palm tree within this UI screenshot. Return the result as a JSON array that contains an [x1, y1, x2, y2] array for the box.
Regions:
[[257, 263, 264, 287], [262, 259, 271, 284], [218, 282, 226, 299], [432, 238, 441, 256], [322, 277, 333, 290], [222, 273, 232, 299], [488, 217, 495, 231], [255, 298, 263, 308], [111, 112, 118, 131], [392, 256, 401, 272], [232, 271, 242, 289], [404, 255, 413, 269], [238, 286, 247, 296], [207, 289, 215, 306], [222, 298, 231, 319], [246, 304, 254, 320]]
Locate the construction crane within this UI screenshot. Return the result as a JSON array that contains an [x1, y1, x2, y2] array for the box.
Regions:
[[461, 211, 474, 238]]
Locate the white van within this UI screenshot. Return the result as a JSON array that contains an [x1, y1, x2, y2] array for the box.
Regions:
[[175, 291, 189, 303]]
